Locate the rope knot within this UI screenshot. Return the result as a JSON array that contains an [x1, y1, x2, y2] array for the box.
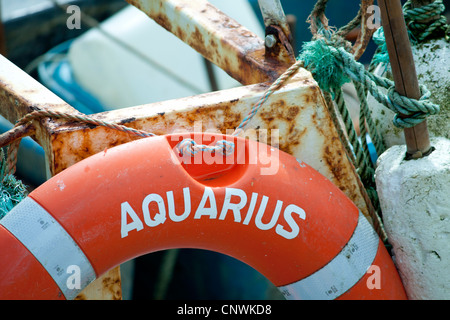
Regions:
[[177, 139, 198, 156], [298, 38, 351, 94], [387, 85, 440, 128], [177, 139, 235, 157], [215, 140, 235, 156]]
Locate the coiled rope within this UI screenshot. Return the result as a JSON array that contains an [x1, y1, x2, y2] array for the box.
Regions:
[[371, 0, 449, 68]]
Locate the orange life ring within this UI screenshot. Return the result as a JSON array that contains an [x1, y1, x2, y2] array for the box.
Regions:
[[0, 133, 406, 300]]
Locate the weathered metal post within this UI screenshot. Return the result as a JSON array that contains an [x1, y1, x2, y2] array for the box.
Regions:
[[377, 0, 432, 159]]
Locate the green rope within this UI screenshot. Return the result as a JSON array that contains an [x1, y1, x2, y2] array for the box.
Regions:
[[403, 0, 448, 42], [298, 26, 440, 211], [353, 80, 385, 157], [0, 148, 28, 220], [299, 36, 377, 206], [366, 2, 445, 130], [333, 86, 373, 177], [300, 38, 350, 94], [371, 0, 449, 69], [300, 38, 440, 129], [305, 0, 387, 209]]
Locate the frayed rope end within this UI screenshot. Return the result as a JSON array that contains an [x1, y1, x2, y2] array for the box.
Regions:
[[298, 38, 351, 94]]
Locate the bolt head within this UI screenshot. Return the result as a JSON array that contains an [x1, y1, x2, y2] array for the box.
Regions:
[[265, 34, 277, 48]]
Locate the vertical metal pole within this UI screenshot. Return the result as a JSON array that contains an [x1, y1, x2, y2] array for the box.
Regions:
[[377, 0, 433, 159]]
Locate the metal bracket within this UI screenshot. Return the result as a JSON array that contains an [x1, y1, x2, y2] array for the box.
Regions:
[[257, 0, 296, 64]]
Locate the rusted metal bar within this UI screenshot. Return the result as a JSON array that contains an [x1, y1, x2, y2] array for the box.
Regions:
[[126, 0, 292, 85], [264, 24, 296, 65], [0, 53, 77, 169], [378, 0, 432, 159], [352, 0, 376, 60], [0, 122, 35, 149], [0, 55, 74, 125], [74, 267, 123, 300]]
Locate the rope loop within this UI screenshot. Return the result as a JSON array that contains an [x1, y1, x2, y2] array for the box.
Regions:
[[215, 140, 235, 156], [388, 85, 440, 128], [371, 0, 449, 69], [177, 139, 235, 157], [177, 139, 198, 157], [306, 40, 441, 129]]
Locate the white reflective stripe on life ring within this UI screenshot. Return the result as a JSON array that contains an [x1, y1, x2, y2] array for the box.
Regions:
[[278, 211, 379, 300], [0, 197, 96, 300]]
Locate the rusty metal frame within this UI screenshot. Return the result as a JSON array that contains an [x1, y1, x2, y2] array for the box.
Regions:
[[0, 0, 377, 300]]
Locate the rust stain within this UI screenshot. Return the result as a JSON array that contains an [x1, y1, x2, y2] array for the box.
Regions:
[[170, 100, 243, 133], [209, 38, 218, 50], [191, 27, 205, 50], [322, 141, 360, 205], [153, 12, 173, 32], [102, 276, 122, 300], [0, 81, 37, 123], [264, 25, 296, 65], [301, 86, 319, 105], [118, 117, 137, 125], [308, 92, 362, 203], [176, 26, 186, 42], [256, 98, 308, 154], [286, 106, 300, 120], [74, 293, 87, 300], [50, 127, 134, 174], [236, 48, 289, 84], [74, 274, 122, 300], [281, 127, 306, 154]]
